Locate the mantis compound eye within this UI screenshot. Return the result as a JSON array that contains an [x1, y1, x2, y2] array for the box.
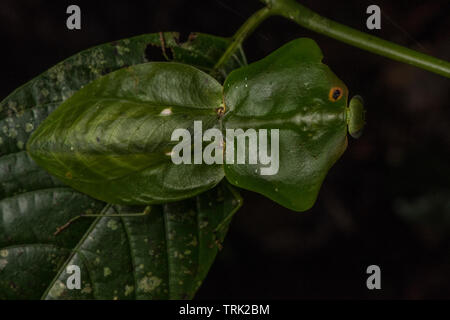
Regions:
[[329, 87, 343, 102], [347, 95, 366, 138]]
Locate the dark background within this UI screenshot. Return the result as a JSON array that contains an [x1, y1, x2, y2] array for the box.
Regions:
[[1, 0, 449, 299]]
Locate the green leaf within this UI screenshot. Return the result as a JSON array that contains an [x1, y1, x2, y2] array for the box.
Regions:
[[0, 32, 245, 299], [27, 62, 224, 204], [223, 38, 349, 211], [41, 182, 241, 300]]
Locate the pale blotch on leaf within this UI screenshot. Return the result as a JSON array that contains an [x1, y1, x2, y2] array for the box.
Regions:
[[8, 128, 18, 138], [174, 250, 184, 259], [25, 123, 34, 133], [56, 70, 65, 84], [104, 267, 112, 277], [188, 237, 198, 247], [138, 276, 162, 293], [41, 89, 49, 98], [160, 107, 172, 116], [124, 285, 134, 296], [0, 249, 8, 257], [116, 45, 131, 56], [0, 259, 8, 271], [107, 219, 118, 230], [49, 280, 66, 298]]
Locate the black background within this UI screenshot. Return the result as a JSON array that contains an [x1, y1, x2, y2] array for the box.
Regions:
[[1, 0, 449, 299]]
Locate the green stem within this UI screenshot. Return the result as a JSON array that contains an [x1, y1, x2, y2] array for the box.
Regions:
[[262, 0, 450, 77], [212, 7, 273, 74], [214, 0, 450, 78]]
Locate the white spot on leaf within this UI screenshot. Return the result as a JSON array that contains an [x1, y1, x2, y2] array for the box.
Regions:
[[49, 280, 66, 298], [0, 259, 8, 271], [124, 285, 134, 296], [107, 220, 118, 230], [104, 267, 112, 277], [160, 108, 172, 116], [138, 276, 162, 293]]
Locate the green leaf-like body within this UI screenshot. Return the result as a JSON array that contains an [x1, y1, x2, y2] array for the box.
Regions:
[[27, 63, 224, 204], [2, 35, 356, 298], [0, 32, 245, 299], [26, 38, 353, 213], [223, 38, 349, 211]]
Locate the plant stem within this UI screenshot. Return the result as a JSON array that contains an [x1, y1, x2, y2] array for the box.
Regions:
[[214, 0, 450, 78], [262, 0, 450, 78], [212, 7, 273, 74]]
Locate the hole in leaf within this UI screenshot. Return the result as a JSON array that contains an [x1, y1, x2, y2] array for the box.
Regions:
[[175, 31, 190, 45], [145, 44, 172, 62]]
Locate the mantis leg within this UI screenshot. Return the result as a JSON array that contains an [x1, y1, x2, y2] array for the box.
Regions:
[[54, 205, 151, 236], [212, 184, 243, 250]]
